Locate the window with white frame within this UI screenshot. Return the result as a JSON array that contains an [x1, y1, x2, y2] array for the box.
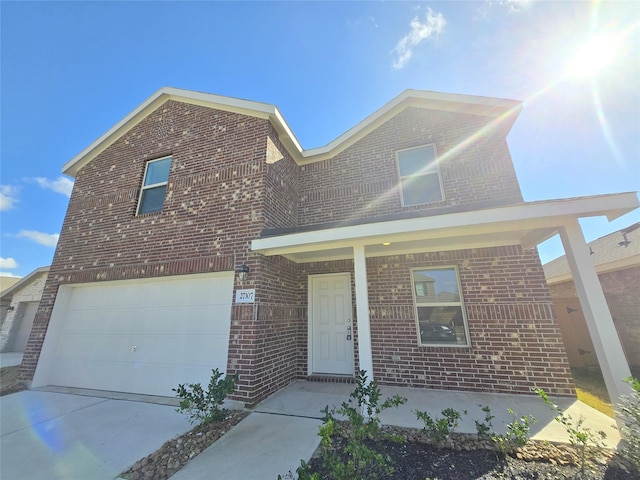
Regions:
[[396, 144, 443, 206], [412, 267, 469, 346], [137, 156, 172, 215]]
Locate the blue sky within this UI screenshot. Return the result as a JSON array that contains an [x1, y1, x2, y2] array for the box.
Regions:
[[1, 1, 639, 278]]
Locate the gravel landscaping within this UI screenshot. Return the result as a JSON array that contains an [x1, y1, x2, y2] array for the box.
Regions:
[[119, 410, 249, 480], [117, 413, 636, 480]]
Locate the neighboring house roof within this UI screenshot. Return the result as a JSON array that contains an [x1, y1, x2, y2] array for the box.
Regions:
[[0, 267, 49, 301], [62, 87, 522, 176], [0, 277, 21, 294], [543, 223, 640, 284]]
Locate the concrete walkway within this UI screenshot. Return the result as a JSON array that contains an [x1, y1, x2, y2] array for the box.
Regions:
[[1, 390, 193, 480], [169, 381, 621, 480]]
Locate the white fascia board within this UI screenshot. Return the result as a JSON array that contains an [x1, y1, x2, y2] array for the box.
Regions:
[[252, 192, 639, 255], [0, 266, 50, 300], [546, 254, 640, 284], [298, 90, 522, 164], [62, 87, 303, 176], [62, 88, 522, 176]]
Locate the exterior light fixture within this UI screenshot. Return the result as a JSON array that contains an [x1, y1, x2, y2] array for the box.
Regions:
[[382, 242, 391, 246], [235, 264, 250, 281]]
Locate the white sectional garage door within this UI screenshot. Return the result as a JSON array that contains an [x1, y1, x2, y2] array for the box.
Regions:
[[33, 272, 235, 397]]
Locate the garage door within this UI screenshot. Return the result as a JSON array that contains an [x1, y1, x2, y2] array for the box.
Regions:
[[33, 272, 235, 397]]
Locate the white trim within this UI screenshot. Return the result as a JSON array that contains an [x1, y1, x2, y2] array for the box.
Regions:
[[546, 254, 640, 284], [0, 266, 49, 301], [252, 193, 639, 259], [62, 88, 522, 176], [353, 245, 373, 380], [558, 220, 632, 411]]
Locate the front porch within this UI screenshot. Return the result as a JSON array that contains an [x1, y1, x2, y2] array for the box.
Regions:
[[254, 380, 621, 448], [253, 193, 640, 409]]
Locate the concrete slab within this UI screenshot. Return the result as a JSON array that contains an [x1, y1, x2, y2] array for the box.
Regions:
[[168, 412, 322, 480], [0, 351, 23, 367], [1, 390, 192, 480], [254, 381, 621, 448]]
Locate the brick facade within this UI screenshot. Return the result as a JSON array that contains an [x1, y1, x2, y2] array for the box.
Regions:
[[21, 91, 575, 406]]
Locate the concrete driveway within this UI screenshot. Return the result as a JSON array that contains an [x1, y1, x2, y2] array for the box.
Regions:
[[1, 390, 192, 480]]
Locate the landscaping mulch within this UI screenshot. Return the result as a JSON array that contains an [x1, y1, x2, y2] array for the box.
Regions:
[[300, 427, 638, 479], [119, 409, 249, 480]]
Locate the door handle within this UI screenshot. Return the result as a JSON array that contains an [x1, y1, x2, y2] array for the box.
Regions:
[[346, 325, 352, 341]]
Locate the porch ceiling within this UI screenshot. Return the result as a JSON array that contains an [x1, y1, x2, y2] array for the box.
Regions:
[[251, 192, 639, 263]]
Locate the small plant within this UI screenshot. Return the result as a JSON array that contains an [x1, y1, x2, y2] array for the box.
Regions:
[[535, 387, 607, 478], [173, 368, 238, 425], [290, 370, 406, 480], [475, 405, 535, 454], [616, 377, 640, 473], [415, 407, 467, 446]]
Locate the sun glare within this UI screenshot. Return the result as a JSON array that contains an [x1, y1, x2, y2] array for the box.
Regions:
[[567, 34, 620, 79]]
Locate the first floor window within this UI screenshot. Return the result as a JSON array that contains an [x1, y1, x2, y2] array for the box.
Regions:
[[397, 144, 443, 206], [412, 267, 469, 346], [138, 156, 172, 215]]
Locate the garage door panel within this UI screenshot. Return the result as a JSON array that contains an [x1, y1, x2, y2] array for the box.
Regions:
[[62, 305, 232, 336], [34, 272, 235, 397], [54, 333, 230, 365]]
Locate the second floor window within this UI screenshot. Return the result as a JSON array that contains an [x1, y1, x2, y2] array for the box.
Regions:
[[396, 144, 443, 206], [137, 156, 172, 215]]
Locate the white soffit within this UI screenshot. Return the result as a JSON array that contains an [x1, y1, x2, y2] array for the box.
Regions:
[[252, 193, 639, 262], [62, 88, 522, 177]]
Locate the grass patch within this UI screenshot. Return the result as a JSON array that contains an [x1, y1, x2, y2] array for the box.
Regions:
[[575, 387, 615, 417], [571, 367, 614, 417]]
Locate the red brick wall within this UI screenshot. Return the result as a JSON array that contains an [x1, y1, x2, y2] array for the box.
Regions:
[[298, 107, 522, 226], [365, 247, 574, 396], [21, 101, 271, 382], [22, 95, 571, 406]]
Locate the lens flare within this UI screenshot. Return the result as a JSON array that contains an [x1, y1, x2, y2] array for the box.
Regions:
[[567, 34, 620, 79]]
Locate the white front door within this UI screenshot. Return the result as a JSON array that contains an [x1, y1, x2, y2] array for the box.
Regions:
[[310, 273, 354, 376]]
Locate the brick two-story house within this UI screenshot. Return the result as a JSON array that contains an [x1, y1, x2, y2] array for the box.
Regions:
[[22, 88, 638, 406]]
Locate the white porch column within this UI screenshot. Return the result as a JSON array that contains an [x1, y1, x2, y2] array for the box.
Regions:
[[353, 244, 374, 381], [558, 219, 632, 404]]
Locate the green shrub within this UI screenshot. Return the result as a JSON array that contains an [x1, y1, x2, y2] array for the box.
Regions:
[[292, 370, 406, 480], [475, 405, 535, 453], [617, 377, 640, 473], [173, 368, 238, 425], [415, 407, 467, 447], [535, 387, 606, 478]]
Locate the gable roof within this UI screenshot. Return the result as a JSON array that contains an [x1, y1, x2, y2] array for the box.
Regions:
[[0, 277, 21, 294], [62, 88, 522, 177], [0, 267, 49, 301], [543, 222, 640, 284]]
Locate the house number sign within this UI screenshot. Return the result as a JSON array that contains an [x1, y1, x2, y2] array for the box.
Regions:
[[235, 289, 255, 304]]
